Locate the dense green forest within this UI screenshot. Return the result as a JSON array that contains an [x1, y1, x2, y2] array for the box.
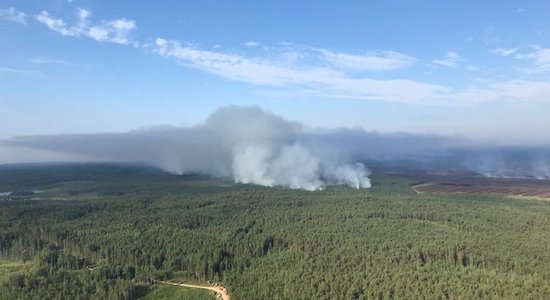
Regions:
[[1, 163, 550, 299]]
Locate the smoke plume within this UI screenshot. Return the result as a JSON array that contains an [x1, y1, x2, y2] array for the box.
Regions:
[[4, 106, 547, 187], [4, 106, 383, 190]]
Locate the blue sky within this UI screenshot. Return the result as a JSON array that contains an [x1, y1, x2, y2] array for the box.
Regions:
[[1, 0, 550, 144]]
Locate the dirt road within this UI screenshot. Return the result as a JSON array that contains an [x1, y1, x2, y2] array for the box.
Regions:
[[157, 280, 230, 300]]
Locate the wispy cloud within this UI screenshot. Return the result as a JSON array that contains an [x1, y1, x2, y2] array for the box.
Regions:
[[432, 52, 462, 68], [153, 38, 550, 105], [451, 80, 550, 104], [0, 7, 26, 25], [515, 46, 550, 73], [244, 41, 261, 47], [35, 8, 136, 45], [318, 49, 417, 72], [491, 48, 518, 56], [0, 67, 39, 75], [89, 19, 136, 44], [493, 80, 550, 99], [153, 38, 448, 104], [29, 57, 70, 65], [36, 11, 75, 36]]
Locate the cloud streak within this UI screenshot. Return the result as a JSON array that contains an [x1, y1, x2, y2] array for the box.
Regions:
[[516, 46, 550, 73], [0, 67, 39, 75], [35, 8, 136, 44], [29, 57, 71, 65], [153, 39, 550, 105], [318, 49, 417, 71], [0, 7, 26, 25], [491, 48, 518, 56], [432, 52, 462, 68], [153, 38, 449, 104], [244, 41, 261, 47]]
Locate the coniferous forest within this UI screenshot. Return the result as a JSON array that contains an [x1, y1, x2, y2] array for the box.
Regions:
[[1, 163, 550, 299]]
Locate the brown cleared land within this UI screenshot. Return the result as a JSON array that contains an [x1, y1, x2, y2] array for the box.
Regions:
[[403, 173, 550, 199], [156, 280, 230, 300]]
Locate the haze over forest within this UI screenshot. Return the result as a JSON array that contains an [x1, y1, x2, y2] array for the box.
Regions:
[[2, 106, 550, 190]]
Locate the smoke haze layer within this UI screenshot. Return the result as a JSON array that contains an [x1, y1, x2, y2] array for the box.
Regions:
[[3, 106, 549, 188], [4, 107, 384, 190]]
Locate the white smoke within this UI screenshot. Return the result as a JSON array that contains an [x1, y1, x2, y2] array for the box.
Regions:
[[233, 142, 327, 190], [324, 162, 372, 189], [533, 163, 550, 179], [457, 148, 550, 179]]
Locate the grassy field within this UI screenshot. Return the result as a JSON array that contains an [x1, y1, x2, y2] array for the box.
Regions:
[[0, 259, 33, 284]]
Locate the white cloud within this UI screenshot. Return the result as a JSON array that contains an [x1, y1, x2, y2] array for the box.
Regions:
[[153, 38, 451, 104], [515, 46, 550, 73], [36, 11, 76, 36], [102, 19, 136, 44], [29, 57, 70, 65], [153, 38, 550, 105], [0, 67, 39, 75], [0, 7, 27, 25], [319, 49, 417, 71], [490, 80, 550, 100], [35, 8, 136, 45], [449, 80, 550, 104], [432, 52, 462, 68], [244, 41, 261, 47], [491, 48, 518, 56], [76, 8, 90, 28], [88, 26, 109, 40]]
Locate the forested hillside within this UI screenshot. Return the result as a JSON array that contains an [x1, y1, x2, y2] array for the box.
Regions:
[[1, 164, 549, 299]]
